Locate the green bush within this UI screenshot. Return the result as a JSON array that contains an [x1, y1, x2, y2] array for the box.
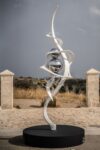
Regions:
[[13, 77, 100, 95]]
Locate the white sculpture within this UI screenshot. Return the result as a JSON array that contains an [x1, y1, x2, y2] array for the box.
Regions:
[[40, 6, 75, 131]]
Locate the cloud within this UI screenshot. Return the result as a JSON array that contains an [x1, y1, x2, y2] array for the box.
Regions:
[[90, 6, 100, 16], [77, 27, 87, 34]]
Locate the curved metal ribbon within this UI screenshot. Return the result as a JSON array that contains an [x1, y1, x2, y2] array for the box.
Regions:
[[40, 6, 74, 130]]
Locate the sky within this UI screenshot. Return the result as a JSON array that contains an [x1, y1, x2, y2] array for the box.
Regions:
[[0, 0, 100, 78]]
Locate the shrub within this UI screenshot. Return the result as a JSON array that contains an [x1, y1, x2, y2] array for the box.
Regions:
[[41, 97, 56, 107]]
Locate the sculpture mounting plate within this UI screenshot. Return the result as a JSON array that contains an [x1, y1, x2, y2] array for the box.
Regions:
[[23, 125, 85, 148]]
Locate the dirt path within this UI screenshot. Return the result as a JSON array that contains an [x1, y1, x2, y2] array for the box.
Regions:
[[14, 98, 86, 109]]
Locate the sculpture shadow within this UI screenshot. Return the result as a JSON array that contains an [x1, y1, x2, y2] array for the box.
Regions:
[[9, 135, 27, 147]]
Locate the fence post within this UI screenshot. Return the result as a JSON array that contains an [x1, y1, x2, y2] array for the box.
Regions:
[[86, 68, 100, 107], [0, 70, 14, 109]]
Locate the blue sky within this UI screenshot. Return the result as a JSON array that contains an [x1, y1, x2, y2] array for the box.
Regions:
[[0, 0, 100, 78]]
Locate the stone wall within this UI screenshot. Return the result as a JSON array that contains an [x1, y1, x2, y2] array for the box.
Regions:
[[0, 108, 100, 129], [86, 68, 100, 107], [0, 70, 14, 109]]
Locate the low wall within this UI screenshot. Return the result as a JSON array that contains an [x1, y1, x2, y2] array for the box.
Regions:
[[0, 108, 100, 129]]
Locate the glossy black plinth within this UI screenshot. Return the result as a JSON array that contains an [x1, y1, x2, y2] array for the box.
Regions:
[[23, 125, 85, 148]]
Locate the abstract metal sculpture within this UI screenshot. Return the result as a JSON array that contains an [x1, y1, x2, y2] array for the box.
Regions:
[[23, 6, 85, 148], [40, 6, 75, 131]]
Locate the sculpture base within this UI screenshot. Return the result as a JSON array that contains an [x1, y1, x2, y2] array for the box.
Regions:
[[23, 125, 85, 148]]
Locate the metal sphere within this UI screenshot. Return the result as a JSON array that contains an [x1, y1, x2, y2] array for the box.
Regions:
[[47, 58, 62, 73], [47, 48, 60, 59]]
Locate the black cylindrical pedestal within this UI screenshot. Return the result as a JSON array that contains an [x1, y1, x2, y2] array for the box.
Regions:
[[23, 125, 85, 148]]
